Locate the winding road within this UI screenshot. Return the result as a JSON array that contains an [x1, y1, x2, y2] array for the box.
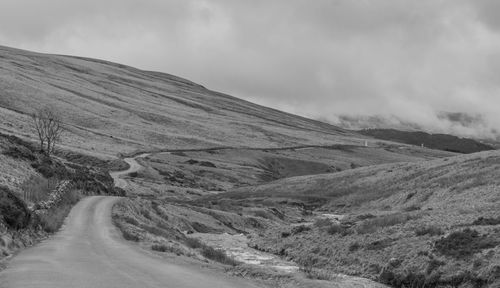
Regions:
[[0, 154, 261, 288], [109, 153, 152, 189]]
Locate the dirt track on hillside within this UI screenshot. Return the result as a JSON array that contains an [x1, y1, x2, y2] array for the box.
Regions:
[[109, 153, 150, 189]]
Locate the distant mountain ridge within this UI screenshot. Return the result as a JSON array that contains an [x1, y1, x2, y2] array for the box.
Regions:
[[359, 128, 495, 154]]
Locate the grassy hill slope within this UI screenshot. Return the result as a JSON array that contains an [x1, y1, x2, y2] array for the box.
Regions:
[[213, 150, 500, 286], [221, 150, 500, 210], [0, 45, 365, 157]]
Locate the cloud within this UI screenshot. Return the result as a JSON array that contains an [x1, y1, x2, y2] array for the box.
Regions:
[[437, 112, 485, 128], [1, 0, 500, 139]]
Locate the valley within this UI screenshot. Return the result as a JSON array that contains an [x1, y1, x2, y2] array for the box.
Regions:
[[0, 45, 499, 288]]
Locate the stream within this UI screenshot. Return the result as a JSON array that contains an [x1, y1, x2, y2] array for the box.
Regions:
[[191, 232, 299, 273]]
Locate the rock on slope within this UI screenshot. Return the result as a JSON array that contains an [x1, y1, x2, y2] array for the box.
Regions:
[[0, 45, 363, 157]]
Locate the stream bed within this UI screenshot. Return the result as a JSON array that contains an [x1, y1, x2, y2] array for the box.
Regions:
[[190, 232, 299, 273]]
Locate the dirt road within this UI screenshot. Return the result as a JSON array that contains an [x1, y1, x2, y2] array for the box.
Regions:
[[0, 153, 262, 288], [0, 196, 262, 288], [109, 153, 150, 189]]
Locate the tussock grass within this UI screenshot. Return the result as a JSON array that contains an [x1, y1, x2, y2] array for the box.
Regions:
[[365, 238, 394, 250], [200, 245, 240, 266], [151, 201, 169, 221], [414, 225, 444, 237], [151, 244, 184, 255], [326, 223, 350, 235], [313, 218, 332, 228], [356, 213, 417, 234], [184, 237, 204, 249], [291, 224, 311, 235], [252, 210, 271, 219], [298, 257, 338, 281], [472, 216, 500, 226], [434, 229, 499, 258], [2, 145, 36, 161], [140, 224, 170, 238], [184, 237, 239, 266], [123, 216, 139, 226], [121, 229, 140, 242], [112, 213, 140, 242], [313, 218, 351, 235], [348, 241, 361, 252], [402, 205, 421, 212], [301, 267, 338, 281]]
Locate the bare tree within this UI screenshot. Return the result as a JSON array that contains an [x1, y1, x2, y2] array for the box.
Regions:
[[32, 107, 64, 156], [32, 111, 46, 153]]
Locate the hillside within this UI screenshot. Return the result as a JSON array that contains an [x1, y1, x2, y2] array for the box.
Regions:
[[211, 150, 500, 286], [219, 150, 499, 209], [359, 128, 495, 154], [0, 45, 365, 158]]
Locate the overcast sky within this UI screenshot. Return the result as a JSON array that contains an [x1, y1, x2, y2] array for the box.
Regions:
[[1, 0, 500, 138]]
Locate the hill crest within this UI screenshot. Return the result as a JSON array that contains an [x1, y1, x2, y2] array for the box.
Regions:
[[0, 45, 361, 157]]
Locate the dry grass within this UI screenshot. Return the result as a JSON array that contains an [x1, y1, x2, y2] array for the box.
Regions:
[[200, 245, 240, 266], [414, 225, 444, 236], [301, 267, 338, 281], [36, 190, 81, 233], [298, 257, 340, 281], [239, 152, 500, 287], [185, 237, 204, 249], [472, 216, 500, 226], [313, 219, 349, 235], [356, 213, 417, 234], [20, 175, 57, 203], [112, 199, 246, 267], [0, 45, 371, 157], [151, 244, 184, 255], [121, 229, 140, 242], [0, 185, 31, 230], [434, 229, 499, 259], [184, 237, 239, 265]]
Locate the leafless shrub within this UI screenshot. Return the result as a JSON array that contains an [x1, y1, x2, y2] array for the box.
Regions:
[[32, 106, 64, 156]]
